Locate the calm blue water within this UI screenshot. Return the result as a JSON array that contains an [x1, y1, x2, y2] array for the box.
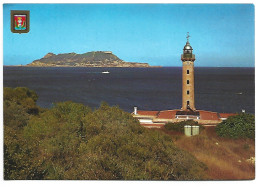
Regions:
[[3, 67, 255, 113]]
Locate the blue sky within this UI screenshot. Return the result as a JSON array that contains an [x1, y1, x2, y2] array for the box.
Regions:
[[3, 4, 254, 67]]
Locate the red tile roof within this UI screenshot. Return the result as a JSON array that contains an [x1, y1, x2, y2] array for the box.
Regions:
[[137, 110, 159, 116], [135, 109, 238, 122], [157, 110, 178, 119], [219, 113, 237, 118], [198, 110, 220, 121]]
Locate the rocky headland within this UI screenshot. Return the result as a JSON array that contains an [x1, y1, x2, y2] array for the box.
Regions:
[[26, 51, 152, 67]]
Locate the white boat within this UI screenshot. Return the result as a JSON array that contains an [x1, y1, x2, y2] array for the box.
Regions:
[[102, 71, 110, 74]]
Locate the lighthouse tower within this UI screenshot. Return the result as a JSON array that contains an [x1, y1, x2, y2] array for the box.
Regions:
[[181, 32, 196, 111]]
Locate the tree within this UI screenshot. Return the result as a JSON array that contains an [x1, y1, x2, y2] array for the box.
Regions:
[[4, 87, 40, 179], [21, 101, 208, 180], [4, 87, 39, 114], [215, 113, 255, 139], [4, 88, 208, 180]]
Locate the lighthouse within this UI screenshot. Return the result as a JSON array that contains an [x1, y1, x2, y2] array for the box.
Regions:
[[181, 32, 196, 111], [132, 32, 237, 127]]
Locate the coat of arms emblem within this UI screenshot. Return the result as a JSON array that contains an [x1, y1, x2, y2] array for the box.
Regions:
[[14, 15, 26, 30], [11, 10, 30, 33]]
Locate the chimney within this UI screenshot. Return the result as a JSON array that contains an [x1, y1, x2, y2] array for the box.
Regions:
[[134, 107, 138, 115]]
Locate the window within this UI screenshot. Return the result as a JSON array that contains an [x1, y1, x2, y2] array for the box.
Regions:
[[187, 80, 189, 84], [187, 101, 190, 105], [187, 70, 189, 74], [187, 90, 189, 95]]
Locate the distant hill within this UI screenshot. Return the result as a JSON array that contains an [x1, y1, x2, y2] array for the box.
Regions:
[[27, 51, 150, 67]]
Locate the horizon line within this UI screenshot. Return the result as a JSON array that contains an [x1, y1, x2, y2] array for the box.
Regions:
[[3, 65, 255, 68]]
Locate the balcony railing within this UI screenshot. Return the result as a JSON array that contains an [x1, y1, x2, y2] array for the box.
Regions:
[[181, 54, 195, 61]]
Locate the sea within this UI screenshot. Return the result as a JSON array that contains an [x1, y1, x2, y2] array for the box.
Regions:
[[3, 66, 255, 114]]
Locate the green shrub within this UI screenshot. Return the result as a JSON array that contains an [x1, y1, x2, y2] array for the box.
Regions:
[[215, 113, 255, 139], [4, 101, 29, 129], [4, 87, 41, 179], [22, 102, 208, 180], [4, 88, 208, 180], [165, 120, 204, 133], [4, 87, 39, 115]]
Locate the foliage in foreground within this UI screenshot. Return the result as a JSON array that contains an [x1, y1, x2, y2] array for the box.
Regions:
[[215, 113, 255, 139], [164, 120, 204, 133], [4, 87, 39, 115], [4, 87, 208, 180]]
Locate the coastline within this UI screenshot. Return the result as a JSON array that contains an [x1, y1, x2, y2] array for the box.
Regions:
[[4, 65, 163, 68]]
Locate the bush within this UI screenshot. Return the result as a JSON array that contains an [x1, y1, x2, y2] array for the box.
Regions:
[[215, 113, 255, 139], [165, 120, 204, 133], [4, 87, 208, 180], [4, 87, 39, 115], [4, 87, 41, 179], [21, 102, 208, 180]]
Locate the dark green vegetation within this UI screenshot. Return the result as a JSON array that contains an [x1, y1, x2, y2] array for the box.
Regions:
[[4, 87, 39, 115], [215, 113, 255, 139], [165, 120, 204, 133], [27, 51, 150, 67], [4, 87, 207, 180]]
